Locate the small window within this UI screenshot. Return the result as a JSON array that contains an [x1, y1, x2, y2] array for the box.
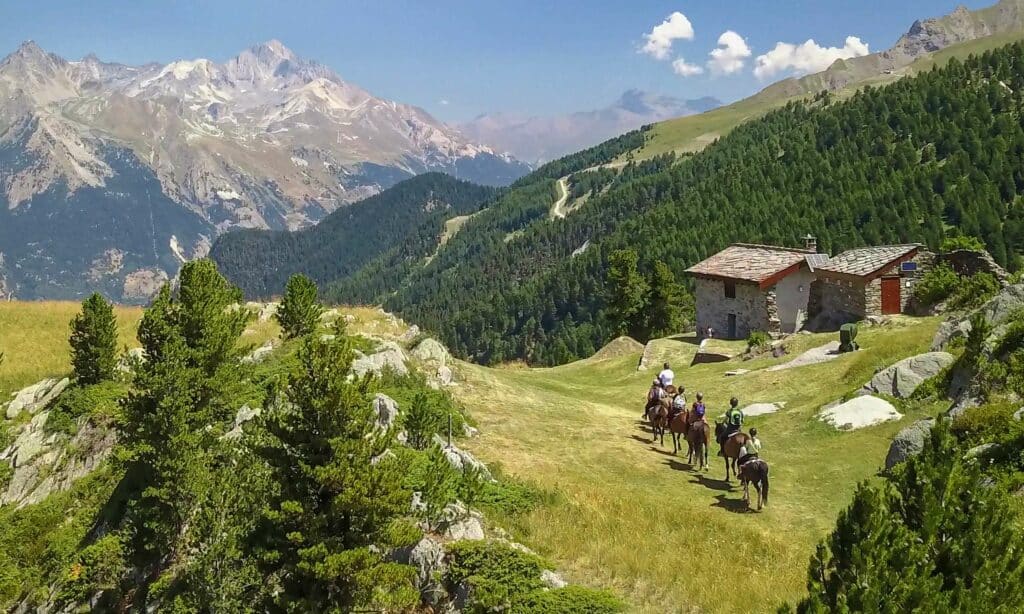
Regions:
[[724, 280, 736, 299]]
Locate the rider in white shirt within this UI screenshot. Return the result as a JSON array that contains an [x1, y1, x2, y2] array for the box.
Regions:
[[658, 362, 674, 388]]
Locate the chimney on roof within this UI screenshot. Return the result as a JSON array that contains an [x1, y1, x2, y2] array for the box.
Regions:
[[803, 234, 817, 252]]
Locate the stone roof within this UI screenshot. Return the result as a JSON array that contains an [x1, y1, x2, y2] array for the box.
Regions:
[[816, 244, 920, 277], [685, 243, 813, 284]]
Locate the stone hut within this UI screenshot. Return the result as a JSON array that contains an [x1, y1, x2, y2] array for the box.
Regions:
[[686, 243, 824, 339], [808, 244, 927, 325]]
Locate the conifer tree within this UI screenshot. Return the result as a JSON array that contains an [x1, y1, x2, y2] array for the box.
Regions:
[[69, 293, 118, 385], [645, 262, 692, 339], [256, 325, 417, 610], [605, 249, 649, 340], [276, 273, 323, 339], [404, 390, 444, 450], [792, 422, 1024, 612], [119, 259, 250, 563]]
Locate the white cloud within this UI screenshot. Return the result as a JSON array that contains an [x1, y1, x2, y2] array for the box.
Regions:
[[672, 58, 704, 77], [706, 30, 751, 75], [640, 12, 695, 60], [754, 36, 870, 79], [439, 99, 450, 106]]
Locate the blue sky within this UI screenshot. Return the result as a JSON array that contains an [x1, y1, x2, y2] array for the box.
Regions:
[[0, 1, 993, 121]]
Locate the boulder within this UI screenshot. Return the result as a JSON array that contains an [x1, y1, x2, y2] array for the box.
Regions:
[[438, 502, 485, 541], [818, 396, 903, 431], [223, 404, 261, 440], [117, 347, 147, 373], [432, 435, 493, 481], [5, 377, 69, 419], [1014, 407, 1024, 422], [351, 342, 409, 378], [933, 284, 1024, 350], [412, 338, 450, 365], [742, 402, 786, 417], [373, 394, 399, 431], [399, 324, 421, 343], [401, 536, 447, 606], [257, 302, 279, 323], [541, 570, 568, 590], [319, 308, 340, 321], [885, 419, 934, 470], [436, 365, 454, 386], [462, 424, 479, 438], [241, 341, 275, 364], [866, 352, 954, 398], [965, 442, 1001, 460]]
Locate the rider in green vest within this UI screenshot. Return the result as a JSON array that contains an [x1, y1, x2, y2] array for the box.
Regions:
[[719, 397, 744, 456]]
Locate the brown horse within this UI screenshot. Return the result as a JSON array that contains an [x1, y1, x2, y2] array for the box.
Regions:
[[669, 410, 689, 455], [715, 422, 751, 481], [686, 419, 710, 470], [738, 458, 770, 510], [648, 398, 670, 446]]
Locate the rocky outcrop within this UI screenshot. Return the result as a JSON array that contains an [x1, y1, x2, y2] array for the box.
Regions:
[[223, 404, 261, 440], [373, 394, 400, 431], [412, 338, 451, 365], [432, 435, 494, 481], [5, 377, 70, 419], [392, 535, 448, 607], [351, 342, 409, 378], [819, 395, 903, 431], [241, 340, 276, 364], [935, 249, 1010, 287], [865, 352, 954, 398], [885, 418, 934, 470], [1, 412, 116, 507], [436, 502, 486, 541], [933, 284, 1024, 350]]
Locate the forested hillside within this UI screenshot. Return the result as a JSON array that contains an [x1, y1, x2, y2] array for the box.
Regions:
[[211, 173, 497, 298], [379, 44, 1024, 365]]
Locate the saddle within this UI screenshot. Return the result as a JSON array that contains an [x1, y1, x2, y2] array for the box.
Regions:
[[738, 453, 759, 467]]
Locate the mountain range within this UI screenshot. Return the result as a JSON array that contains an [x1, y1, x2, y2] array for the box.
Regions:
[[457, 90, 721, 164], [0, 40, 529, 301]]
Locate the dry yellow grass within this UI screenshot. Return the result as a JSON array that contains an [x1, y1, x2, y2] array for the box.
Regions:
[[452, 318, 944, 612]]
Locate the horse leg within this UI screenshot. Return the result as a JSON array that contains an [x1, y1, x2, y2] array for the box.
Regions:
[[743, 479, 750, 507], [755, 482, 763, 511], [724, 455, 731, 482]]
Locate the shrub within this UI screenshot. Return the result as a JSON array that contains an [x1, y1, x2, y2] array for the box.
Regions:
[[275, 273, 323, 339], [746, 331, 770, 352], [45, 380, 127, 435], [947, 272, 999, 311], [69, 293, 118, 385], [60, 532, 126, 602], [404, 391, 446, 450], [941, 235, 986, 252], [476, 477, 555, 518], [912, 263, 959, 307], [950, 402, 1018, 446], [517, 586, 625, 613], [446, 541, 549, 612]]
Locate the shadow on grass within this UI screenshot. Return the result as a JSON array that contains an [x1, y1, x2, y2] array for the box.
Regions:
[[649, 446, 675, 456], [628, 434, 654, 444], [665, 459, 694, 472], [690, 352, 732, 366], [689, 473, 734, 492], [711, 494, 753, 514]]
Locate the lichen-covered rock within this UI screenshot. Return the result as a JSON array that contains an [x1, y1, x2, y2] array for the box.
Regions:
[[393, 536, 448, 606], [432, 435, 493, 481], [462, 424, 479, 438], [866, 352, 954, 398], [885, 419, 934, 470], [117, 347, 146, 373], [5, 377, 69, 419], [241, 341, 275, 364], [438, 502, 485, 541], [541, 569, 568, 589], [373, 394, 399, 431], [351, 342, 409, 377], [223, 404, 262, 440], [412, 338, 450, 365], [436, 365, 454, 386]]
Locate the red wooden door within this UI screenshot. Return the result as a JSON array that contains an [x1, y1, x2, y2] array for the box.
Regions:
[[881, 277, 901, 315]]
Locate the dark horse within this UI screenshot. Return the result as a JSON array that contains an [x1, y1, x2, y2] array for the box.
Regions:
[[738, 458, 770, 510], [715, 422, 751, 482], [686, 419, 710, 471], [648, 398, 670, 446], [669, 411, 689, 455]]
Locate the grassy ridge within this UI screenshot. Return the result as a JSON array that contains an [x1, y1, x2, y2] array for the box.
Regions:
[[453, 318, 944, 612], [632, 29, 1024, 161]]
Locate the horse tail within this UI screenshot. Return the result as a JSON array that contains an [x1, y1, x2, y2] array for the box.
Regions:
[[761, 463, 769, 505]]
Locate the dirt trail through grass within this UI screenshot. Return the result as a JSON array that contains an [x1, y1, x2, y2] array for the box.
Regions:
[[454, 320, 943, 612]]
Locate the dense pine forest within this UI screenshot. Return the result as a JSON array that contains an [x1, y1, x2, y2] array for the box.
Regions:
[[384, 44, 1024, 365], [211, 173, 497, 298]]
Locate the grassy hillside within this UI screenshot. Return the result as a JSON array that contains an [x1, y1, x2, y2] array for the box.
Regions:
[[632, 28, 1024, 160], [453, 317, 945, 612]]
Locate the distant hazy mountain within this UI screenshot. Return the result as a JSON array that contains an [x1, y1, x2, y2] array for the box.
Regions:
[[0, 40, 528, 301], [457, 90, 721, 164]]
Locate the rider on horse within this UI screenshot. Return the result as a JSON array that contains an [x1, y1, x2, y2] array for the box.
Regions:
[[690, 392, 707, 425], [644, 378, 663, 418], [737, 427, 761, 467], [718, 397, 744, 456], [669, 385, 686, 420]]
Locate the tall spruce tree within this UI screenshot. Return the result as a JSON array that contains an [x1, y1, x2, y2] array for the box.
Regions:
[[605, 249, 649, 340], [256, 325, 418, 610], [792, 422, 1024, 612], [119, 260, 250, 567], [69, 293, 118, 385], [645, 262, 692, 339], [276, 273, 323, 339]]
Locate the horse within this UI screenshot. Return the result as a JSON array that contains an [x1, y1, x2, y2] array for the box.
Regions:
[[738, 457, 770, 510], [649, 398, 670, 446], [686, 419, 710, 471], [715, 422, 751, 482], [669, 409, 690, 455]]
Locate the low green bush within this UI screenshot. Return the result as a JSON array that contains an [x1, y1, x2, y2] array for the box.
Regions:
[[45, 380, 128, 435], [951, 402, 1018, 445], [947, 272, 999, 311], [912, 263, 959, 307], [913, 264, 999, 312], [517, 586, 625, 613], [446, 540, 549, 612], [476, 477, 555, 518], [941, 235, 986, 252], [746, 331, 770, 352]]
